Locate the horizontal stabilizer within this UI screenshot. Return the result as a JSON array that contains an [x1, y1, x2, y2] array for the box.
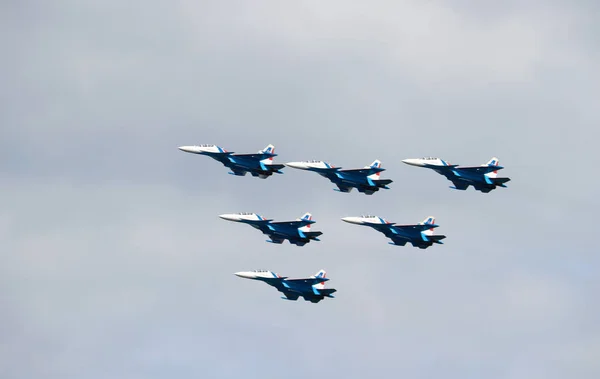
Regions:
[[374, 179, 393, 186], [494, 177, 511, 184], [304, 231, 323, 238], [319, 288, 337, 297], [268, 164, 285, 171], [428, 235, 446, 243]]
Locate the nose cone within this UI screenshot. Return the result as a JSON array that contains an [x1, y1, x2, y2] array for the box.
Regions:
[[341, 217, 364, 225], [402, 158, 423, 167], [285, 161, 308, 169], [219, 214, 240, 222], [234, 271, 254, 279], [178, 146, 198, 153]]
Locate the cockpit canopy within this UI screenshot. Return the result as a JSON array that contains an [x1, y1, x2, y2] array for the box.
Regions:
[[420, 157, 439, 160], [198, 144, 215, 147], [237, 212, 255, 215]]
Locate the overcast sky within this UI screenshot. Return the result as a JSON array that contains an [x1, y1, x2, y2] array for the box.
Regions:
[[2, 1, 599, 378]]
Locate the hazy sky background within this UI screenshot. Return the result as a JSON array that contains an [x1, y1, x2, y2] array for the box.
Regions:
[[2, 1, 599, 378]]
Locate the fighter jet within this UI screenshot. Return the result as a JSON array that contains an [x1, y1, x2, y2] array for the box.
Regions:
[[285, 159, 392, 195], [341, 215, 446, 249], [178, 144, 284, 178], [219, 212, 322, 246], [234, 269, 336, 303], [402, 157, 510, 193]]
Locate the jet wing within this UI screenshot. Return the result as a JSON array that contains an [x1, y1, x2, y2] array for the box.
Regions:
[[357, 187, 377, 195], [228, 168, 248, 176], [266, 237, 285, 244], [231, 153, 277, 160], [280, 291, 300, 301], [269, 220, 313, 227], [289, 240, 308, 246], [302, 295, 325, 303], [449, 179, 470, 190], [472, 183, 494, 193], [392, 224, 438, 233], [285, 278, 329, 286], [389, 236, 409, 246], [457, 166, 503, 174], [339, 167, 385, 176], [334, 183, 353, 193]]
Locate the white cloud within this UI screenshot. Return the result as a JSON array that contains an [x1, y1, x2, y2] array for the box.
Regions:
[[2, 1, 599, 378]]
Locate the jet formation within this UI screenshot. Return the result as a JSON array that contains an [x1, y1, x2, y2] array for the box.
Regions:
[[234, 269, 336, 303], [403, 157, 510, 193], [178, 143, 511, 303], [342, 215, 446, 249], [285, 159, 392, 195], [219, 212, 322, 246]]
